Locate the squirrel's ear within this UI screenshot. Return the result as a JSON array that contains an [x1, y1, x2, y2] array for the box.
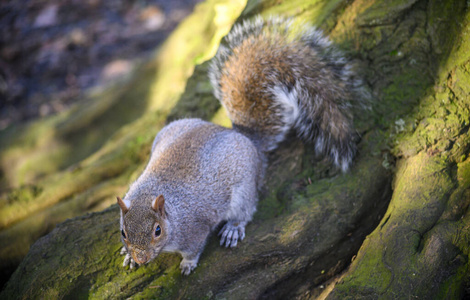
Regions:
[[117, 196, 128, 214], [152, 195, 165, 216]]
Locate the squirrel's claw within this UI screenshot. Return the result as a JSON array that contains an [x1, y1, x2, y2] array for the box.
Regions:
[[219, 221, 246, 248], [121, 247, 136, 269], [180, 258, 197, 275], [124, 254, 136, 269]]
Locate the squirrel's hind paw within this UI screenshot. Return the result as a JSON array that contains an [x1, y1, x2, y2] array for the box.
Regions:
[[180, 258, 197, 275], [218, 221, 247, 248], [120, 247, 136, 269]]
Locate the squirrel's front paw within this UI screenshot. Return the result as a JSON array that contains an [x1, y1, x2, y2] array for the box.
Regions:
[[180, 258, 197, 276], [120, 247, 136, 269], [219, 221, 247, 248]]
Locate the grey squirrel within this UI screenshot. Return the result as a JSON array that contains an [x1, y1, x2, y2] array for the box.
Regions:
[[117, 16, 369, 275]]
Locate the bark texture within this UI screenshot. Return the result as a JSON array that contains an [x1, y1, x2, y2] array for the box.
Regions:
[[1, 0, 469, 299]]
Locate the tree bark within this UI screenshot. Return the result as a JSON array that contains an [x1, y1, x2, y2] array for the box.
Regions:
[[1, 0, 469, 298]]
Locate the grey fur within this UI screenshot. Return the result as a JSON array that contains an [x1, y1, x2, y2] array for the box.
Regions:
[[120, 119, 262, 275]]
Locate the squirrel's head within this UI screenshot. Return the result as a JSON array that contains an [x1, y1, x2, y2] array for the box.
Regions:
[[117, 195, 169, 265]]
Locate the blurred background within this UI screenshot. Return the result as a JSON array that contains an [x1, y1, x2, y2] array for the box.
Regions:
[[0, 0, 203, 130], [0, 0, 211, 289]]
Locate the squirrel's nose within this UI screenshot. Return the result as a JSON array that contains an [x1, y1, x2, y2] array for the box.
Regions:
[[131, 248, 149, 265]]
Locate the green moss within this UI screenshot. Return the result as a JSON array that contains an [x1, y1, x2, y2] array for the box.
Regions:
[[144, 0, 246, 114], [210, 106, 231, 128], [457, 158, 470, 189], [393, 61, 470, 160], [357, 0, 419, 26], [339, 236, 393, 293], [2, 0, 470, 299], [428, 0, 469, 71], [0, 115, 159, 229], [330, 153, 461, 298], [167, 61, 221, 122]]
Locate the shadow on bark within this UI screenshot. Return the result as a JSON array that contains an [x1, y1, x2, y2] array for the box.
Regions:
[[1, 0, 469, 298]]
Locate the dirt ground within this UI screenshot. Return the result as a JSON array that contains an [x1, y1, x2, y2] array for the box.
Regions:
[[0, 0, 203, 130]]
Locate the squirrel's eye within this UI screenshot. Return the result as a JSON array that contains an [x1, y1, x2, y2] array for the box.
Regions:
[[155, 225, 161, 237], [121, 229, 126, 239]]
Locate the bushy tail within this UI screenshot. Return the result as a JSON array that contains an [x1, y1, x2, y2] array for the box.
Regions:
[[209, 16, 370, 172]]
